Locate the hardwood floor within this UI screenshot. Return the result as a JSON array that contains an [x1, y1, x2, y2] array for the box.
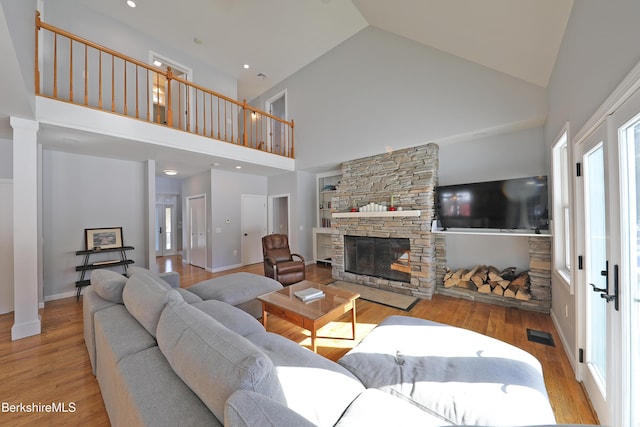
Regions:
[[0, 256, 598, 425]]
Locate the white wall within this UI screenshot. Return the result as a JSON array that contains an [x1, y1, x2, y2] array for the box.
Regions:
[[210, 169, 267, 270], [252, 26, 547, 171], [0, 138, 12, 178], [438, 127, 546, 186], [0, 179, 13, 313], [545, 0, 640, 363], [42, 150, 145, 299], [0, 0, 36, 118]]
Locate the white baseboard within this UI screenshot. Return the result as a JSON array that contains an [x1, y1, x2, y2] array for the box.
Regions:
[[210, 264, 243, 273], [44, 290, 77, 302], [550, 309, 577, 376], [11, 316, 42, 340]]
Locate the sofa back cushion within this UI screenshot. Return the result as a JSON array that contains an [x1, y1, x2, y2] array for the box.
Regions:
[[90, 269, 128, 303], [123, 273, 176, 337], [156, 294, 285, 421]]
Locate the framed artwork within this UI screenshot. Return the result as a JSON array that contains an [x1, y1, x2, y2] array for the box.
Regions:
[[85, 227, 123, 250]]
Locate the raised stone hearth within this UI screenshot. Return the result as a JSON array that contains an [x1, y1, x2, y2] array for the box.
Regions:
[[331, 143, 439, 299]]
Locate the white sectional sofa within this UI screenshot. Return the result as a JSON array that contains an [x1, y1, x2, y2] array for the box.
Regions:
[[83, 267, 587, 426]]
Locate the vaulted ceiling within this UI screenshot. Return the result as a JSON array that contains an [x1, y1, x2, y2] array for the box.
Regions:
[[76, 0, 574, 101]]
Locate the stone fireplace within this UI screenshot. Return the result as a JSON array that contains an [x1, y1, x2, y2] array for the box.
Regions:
[[331, 144, 439, 299], [329, 142, 552, 312]]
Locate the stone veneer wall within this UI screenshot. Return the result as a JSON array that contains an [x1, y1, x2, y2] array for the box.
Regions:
[[331, 143, 439, 299]]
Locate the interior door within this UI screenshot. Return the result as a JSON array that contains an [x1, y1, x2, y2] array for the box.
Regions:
[[241, 195, 267, 265], [188, 196, 207, 269]]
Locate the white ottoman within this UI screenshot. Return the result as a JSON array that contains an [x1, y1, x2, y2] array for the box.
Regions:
[[338, 315, 556, 426], [187, 272, 283, 318]]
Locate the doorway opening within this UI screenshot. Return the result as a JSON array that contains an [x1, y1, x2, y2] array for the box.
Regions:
[[268, 194, 290, 236], [265, 89, 287, 153], [149, 52, 192, 127]]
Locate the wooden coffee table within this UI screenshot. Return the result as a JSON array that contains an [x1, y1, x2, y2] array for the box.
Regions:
[[258, 280, 360, 352]]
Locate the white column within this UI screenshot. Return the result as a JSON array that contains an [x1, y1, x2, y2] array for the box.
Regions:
[[11, 117, 41, 340], [146, 160, 157, 272]]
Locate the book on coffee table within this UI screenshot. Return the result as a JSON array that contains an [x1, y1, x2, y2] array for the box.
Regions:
[[294, 287, 325, 302]]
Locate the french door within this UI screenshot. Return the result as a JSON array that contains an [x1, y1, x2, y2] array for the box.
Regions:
[[576, 87, 640, 426]]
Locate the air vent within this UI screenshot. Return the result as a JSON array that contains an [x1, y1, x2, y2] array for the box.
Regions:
[[526, 329, 555, 346]]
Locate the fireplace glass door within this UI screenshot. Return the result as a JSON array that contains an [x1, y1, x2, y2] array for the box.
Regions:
[[344, 236, 410, 282]]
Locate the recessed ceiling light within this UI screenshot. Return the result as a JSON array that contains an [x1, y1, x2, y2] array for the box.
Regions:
[[235, 166, 242, 169], [153, 60, 162, 67], [243, 64, 250, 69], [163, 169, 177, 176], [126, 0, 136, 8]]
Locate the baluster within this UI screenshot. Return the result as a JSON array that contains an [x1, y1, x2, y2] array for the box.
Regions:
[[166, 68, 172, 126], [35, 11, 41, 94], [111, 56, 115, 112], [69, 38, 73, 102], [84, 44, 88, 105], [123, 60, 127, 115], [135, 65, 139, 119], [99, 52, 103, 109], [53, 33, 58, 98]]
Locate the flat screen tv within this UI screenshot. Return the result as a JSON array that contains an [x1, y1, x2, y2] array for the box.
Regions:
[[436, 176, 549, 231]]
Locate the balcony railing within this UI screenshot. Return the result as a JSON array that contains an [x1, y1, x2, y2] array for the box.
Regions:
[[34, 12, 294, 158]]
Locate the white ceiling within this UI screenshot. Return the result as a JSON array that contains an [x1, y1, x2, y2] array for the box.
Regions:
[[77, 0, 574, 101]]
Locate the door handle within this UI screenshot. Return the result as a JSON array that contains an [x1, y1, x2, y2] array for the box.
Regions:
[[590, 261, 619, 311], [600, 264, 619, 311], [589, 261, 608, 293]]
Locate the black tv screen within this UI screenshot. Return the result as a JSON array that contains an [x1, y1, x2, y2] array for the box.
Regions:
[[436, 176, 549, 231]]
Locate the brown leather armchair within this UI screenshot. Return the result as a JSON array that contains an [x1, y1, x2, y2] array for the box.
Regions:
[[262, 234, 305, 286]]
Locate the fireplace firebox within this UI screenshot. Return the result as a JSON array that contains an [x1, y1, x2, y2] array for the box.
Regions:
[[344, 236, 411, 283]]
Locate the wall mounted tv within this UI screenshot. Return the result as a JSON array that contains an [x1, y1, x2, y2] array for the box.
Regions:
[[436, 176, 549, 231]]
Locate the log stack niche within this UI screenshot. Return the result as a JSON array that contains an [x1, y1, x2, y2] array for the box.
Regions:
[[444, 265, 532, 300], [435, 236, 552, 313]]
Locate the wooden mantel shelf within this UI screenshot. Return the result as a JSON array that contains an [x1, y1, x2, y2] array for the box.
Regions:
[[332, 210, 421, 218]]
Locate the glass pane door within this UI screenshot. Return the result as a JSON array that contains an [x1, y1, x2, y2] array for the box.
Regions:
[[584, 143, 608, 387], [618, 112, 640, 427], [577, 123, 612, 424]]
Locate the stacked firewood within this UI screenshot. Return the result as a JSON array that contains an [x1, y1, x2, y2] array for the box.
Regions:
[[443, 265, 532, 300]]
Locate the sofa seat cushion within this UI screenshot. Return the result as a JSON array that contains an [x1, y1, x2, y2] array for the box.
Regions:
[[192, 300, 264, 337], [115, 347, 221, 426], [156, 294, 285, 422], [246, 331, 365, 427], [90, 269, 128, 303], [123, 273, 178, 337], [337, 389, 453, 427], [187, 272, 282, 306], [338, 316, 556, 426]]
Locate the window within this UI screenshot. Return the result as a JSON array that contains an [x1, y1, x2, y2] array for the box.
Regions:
[[552, 128, 572, 287]]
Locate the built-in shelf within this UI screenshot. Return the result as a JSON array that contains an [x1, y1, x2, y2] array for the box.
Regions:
[[332, 210, 421, 218], [432, 228, 551, 237]]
